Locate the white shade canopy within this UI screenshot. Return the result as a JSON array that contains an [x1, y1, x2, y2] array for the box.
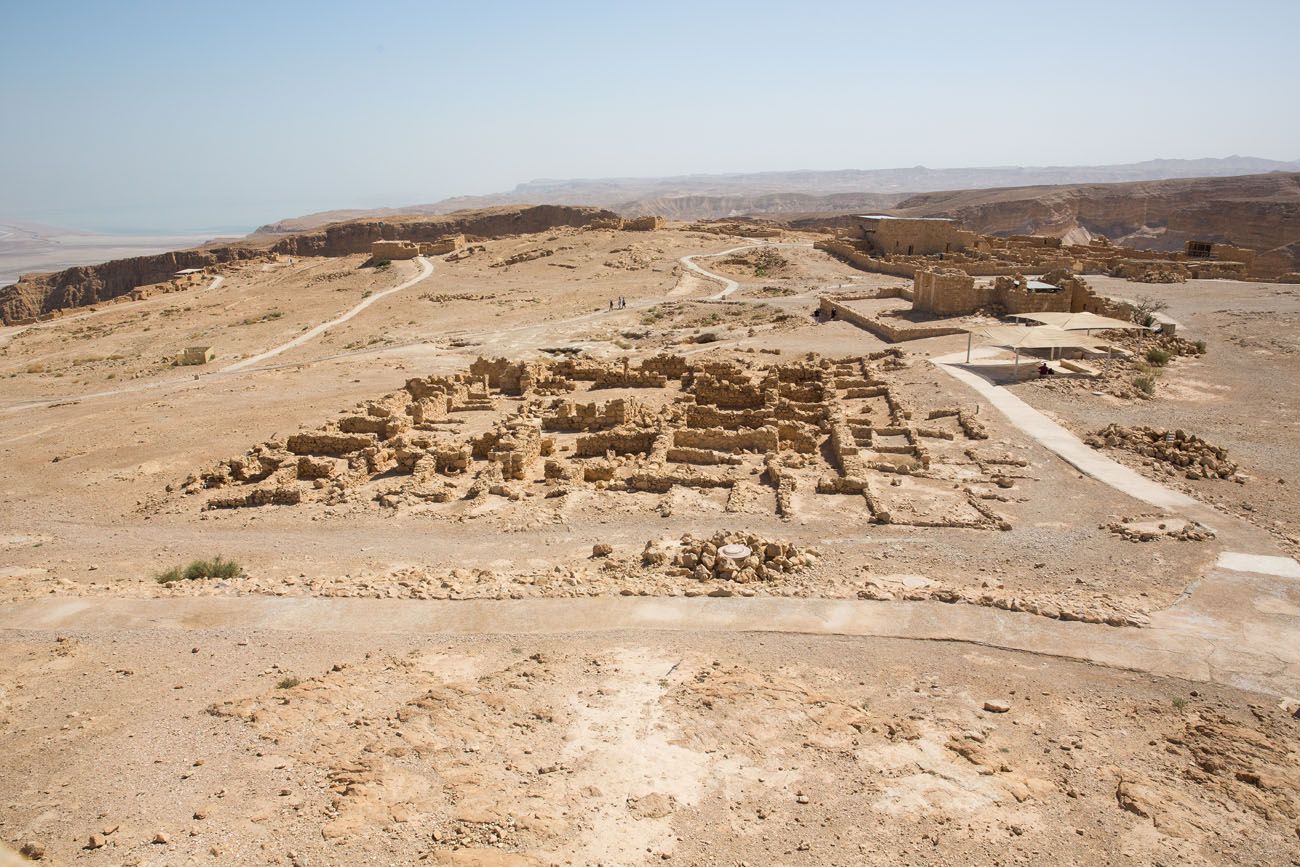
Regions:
[[967, 324, 1106, 351], [1013, 311, 1143, 331]]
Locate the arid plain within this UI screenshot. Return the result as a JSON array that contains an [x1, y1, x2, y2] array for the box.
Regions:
[[1, 218, 1298, 865]]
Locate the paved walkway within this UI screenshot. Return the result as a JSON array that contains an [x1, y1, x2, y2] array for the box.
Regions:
[[933, 349, 1200, 513]]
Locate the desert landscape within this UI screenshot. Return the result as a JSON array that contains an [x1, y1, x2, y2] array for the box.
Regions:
[[1, 203, 1299, 865], [3, 3, 1300, 864]]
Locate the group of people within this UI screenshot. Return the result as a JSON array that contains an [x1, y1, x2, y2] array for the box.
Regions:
[[608, 296, 626, 310]]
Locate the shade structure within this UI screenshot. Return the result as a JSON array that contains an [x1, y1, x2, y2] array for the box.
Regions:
[[968, 324, 1105, 350], [1013, 311, 1143, 331], [963, 324, 1106, 369]]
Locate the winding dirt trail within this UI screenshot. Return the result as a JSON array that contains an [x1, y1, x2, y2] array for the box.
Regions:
[[222, 256, 433, 372], [677, 241, 815, 300]]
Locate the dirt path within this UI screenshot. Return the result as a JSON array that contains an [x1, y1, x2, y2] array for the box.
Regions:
[[222, 257, 433, 372], [0, 275, 225, 350], [0, 261, 432, 413], [678, 241, 815, 300]]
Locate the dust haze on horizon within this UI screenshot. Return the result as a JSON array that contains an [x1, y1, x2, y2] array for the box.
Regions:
[[2, 0, 1298, 233]]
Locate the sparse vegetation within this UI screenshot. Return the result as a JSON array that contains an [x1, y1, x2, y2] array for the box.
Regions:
[[1133, 374, 1156, 397], [277, 676, 301, 689], [1195, 339, 1207, 354], [154, 556, 241, 584], [233, 310, 284, 327], [373, 260, 391, 271], [1131, 295, 1169, 327], [1145, 347, 1172, 366]]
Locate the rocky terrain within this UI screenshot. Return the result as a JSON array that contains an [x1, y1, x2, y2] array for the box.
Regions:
[[0, 206, 619, 323], [2, 220, 1298, 865], [883, 172, 1300, 275]]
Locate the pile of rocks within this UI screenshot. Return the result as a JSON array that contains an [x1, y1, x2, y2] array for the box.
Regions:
[[1086, 424, 1239, 480], [1105, 516, 1216, 542], [1129, 266, 1188, 284], [644, 532, 815, 583]]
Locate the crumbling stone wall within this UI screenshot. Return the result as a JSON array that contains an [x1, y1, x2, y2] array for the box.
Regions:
[[543, 398, 640, 433], [622, 216, 664, 231], [673, 426, 779, 453]]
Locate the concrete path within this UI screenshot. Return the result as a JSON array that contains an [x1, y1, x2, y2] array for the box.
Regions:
[[3, 572, 1297, 696], [934, 349, 1200, 512], [222, 256, 433, 372]]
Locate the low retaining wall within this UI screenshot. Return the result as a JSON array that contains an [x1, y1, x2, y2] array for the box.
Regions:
[[818, 298, 965, 343]]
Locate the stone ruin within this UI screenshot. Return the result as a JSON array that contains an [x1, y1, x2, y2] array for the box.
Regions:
[[178, 352, 1017, 530]]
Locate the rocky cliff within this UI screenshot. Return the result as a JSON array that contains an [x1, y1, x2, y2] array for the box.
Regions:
[[1, 205, 618, 323], [0, 246, 266, 324], [265, 205, 618, 257], [888, 173, 1300, 276]]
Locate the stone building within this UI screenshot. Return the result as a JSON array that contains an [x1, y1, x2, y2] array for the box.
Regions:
[[370, 240, 419, 261], [911, 267, 1114, 318], [1185, 240, 1256, 269], [857, 215, 977, 256], [180, 346, 215, 365]]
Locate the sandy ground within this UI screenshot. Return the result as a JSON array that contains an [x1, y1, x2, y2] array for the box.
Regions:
[[1, 227, 1298, 865], [2, 628, 1297, 866]]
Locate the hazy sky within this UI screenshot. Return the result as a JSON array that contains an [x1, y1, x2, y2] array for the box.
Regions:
[[2, 0, 1297, 232]]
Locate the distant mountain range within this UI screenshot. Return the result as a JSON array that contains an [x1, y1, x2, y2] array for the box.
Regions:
[[254, 156, 1300, 231]]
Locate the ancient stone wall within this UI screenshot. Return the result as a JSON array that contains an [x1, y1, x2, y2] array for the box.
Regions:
[[622, 216, 664, 231], [816, 297, 966, 343], [574, 427, 659, 458], [673, 426, 779, 453], [419, 234, 466, 256], [542, 398, 638, 433]]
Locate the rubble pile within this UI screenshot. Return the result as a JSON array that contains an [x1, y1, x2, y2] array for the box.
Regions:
[[1086, 424, 1240, 480], [644, 532, 815, 583], [1105, 516, 1216, 543]]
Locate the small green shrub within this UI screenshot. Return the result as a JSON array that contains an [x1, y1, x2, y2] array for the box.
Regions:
[[1145, 347, 1172, 366], [374, 260, 391, 270], [154, 556, 241, 584], [1171, 696, 1187, 709], [277, 676, 301, 689], [1194, 339, 1207, 354], [1133, 375, 1156, 397]]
